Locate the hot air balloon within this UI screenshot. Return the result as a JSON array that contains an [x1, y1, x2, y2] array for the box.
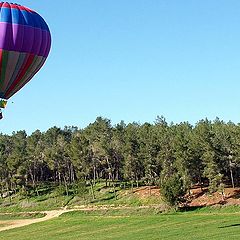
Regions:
[[0, 2, 51, 118]]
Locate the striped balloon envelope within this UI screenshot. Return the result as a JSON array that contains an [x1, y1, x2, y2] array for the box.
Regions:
[[0, 2, 51, 101]]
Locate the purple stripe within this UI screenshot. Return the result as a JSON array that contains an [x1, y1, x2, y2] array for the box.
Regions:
[[0, 22, 51, 57]]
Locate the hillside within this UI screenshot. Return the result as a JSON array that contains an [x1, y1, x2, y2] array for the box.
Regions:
[[1, 184, 240, 214], [130, 186, 240, 208], [186, 187, 240, 207]]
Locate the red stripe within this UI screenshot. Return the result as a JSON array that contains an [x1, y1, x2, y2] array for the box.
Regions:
[[0, 3, 35, 13], [5, 54, 35, 98]]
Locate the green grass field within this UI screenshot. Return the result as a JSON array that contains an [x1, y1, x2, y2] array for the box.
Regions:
[[1, 208, 240, 240]]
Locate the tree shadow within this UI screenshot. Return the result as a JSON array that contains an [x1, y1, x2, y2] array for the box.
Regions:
[[219, 224, 240, 229], [226, 189, 240, 199], [190, 188, 208, 199], [178, 205, 206, 212], [90, 195, 115, 203]]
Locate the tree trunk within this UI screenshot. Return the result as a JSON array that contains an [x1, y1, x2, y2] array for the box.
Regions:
[[29, 167, 39, 196], [93, 165, 96, 185], [105, 178, 108, 187], [229, 161, 235, 189], [89, 179, 95, 200], [58, 171, 61, 184], [148, 184, 151, 196], [198, 169, 203, 191], [63, 175, 69, 196], [96, 170, 99, 183], [0, 183, 3, 199], [106, 157, 117, 200], [131, 180, 134, 193], [112, 179, 117, 200]]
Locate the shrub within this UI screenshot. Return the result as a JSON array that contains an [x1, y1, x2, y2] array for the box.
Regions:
[[161, 174, 186, 206]]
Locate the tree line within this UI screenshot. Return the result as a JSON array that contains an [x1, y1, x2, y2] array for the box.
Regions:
[[1, 116, 240, 203]]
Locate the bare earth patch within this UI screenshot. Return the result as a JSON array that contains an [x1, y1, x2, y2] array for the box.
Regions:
[[0, 209, 74, 232], [186, 187, 240, 207], [132, 186, 240, 207], [133, 186, 161, 198]]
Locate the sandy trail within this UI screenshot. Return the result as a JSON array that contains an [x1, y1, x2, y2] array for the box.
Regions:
[[0, 205, 153, 232], [0, 206, 116, 232], [0, 208, 75, 232]]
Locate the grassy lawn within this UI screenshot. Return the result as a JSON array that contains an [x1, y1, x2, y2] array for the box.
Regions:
[[1, 208, 240, 240]]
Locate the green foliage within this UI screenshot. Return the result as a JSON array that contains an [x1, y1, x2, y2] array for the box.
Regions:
[[161, 174, 186, 206], [73, 181, 88, 195], [1, 116, 240, 206]]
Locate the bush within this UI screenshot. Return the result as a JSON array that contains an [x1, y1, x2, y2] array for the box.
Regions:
[[161, 174, 186, 206]]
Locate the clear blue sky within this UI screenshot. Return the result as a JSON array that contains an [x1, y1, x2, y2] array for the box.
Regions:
[[1, 0, 240, 134]]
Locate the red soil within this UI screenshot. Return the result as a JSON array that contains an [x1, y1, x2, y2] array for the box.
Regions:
[[132, 186, 161, 199], [132, 186, 240, 207], [186, 187, 240, 207]]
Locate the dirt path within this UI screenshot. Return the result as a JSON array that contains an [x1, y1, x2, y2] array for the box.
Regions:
[[0, 205, 151, 232], [0, 208, 75, 232]]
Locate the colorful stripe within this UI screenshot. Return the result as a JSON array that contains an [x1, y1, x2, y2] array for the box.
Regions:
[[0, 49, 47, 99], [0, 50, 9, 89], [6, 56, 46, 99], [2, 51, 20, 91], [5, 52, 27, 93], [0, 4, 49, 31], [5, 53, 35, 97], [0, 3, 51, 100], [0, 22, 51, 57], [0, 3, 35, 13]]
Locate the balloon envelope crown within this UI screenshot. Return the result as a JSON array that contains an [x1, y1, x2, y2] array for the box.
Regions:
[[1, 2, 21, 4], [0, 2, 36, 12]]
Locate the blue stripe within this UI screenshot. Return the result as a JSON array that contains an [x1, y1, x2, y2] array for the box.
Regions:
[[0, 7, 49, 31]]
